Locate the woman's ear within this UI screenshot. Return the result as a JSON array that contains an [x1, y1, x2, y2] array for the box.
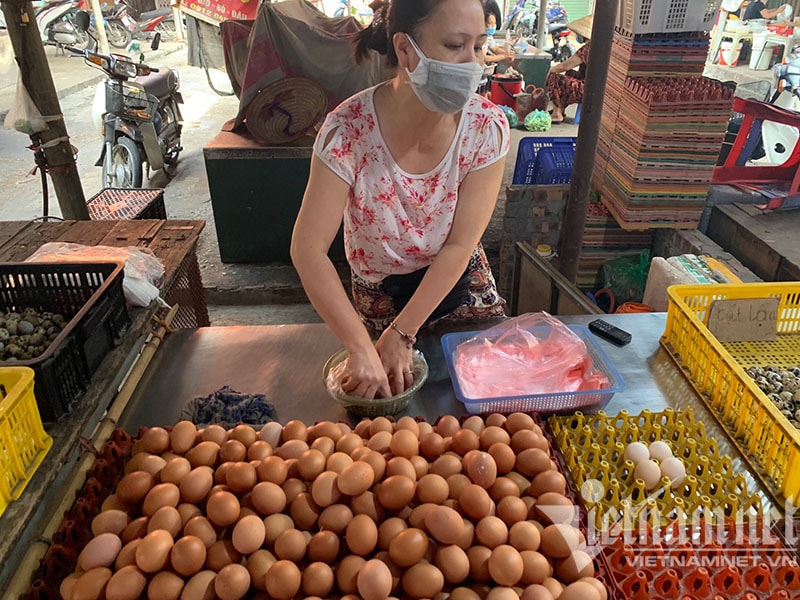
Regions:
[[394, 32, 415, 70]]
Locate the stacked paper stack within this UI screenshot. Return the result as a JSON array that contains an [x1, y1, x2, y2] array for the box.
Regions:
[[600, 77, 733, 229]]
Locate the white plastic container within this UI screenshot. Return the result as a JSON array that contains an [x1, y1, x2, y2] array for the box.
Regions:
[[750, 32, 771, 69]]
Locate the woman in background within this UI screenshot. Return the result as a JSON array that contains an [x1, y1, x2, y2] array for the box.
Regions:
[[546, 14, 592, 124]]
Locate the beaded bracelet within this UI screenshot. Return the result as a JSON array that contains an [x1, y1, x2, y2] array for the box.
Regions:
[[389, 321, 417, 348]]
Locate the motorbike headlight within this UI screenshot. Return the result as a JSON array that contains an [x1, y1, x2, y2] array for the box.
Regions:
[[112, 59, 138, 79]]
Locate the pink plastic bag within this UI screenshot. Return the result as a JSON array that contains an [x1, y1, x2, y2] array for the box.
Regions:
[[453, 312, 609, 399]]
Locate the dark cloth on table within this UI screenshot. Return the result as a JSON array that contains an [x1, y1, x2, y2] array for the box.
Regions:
[[546, 43, 591, 112], [181, 386, 277, 428], [743, 1, 767, 20]]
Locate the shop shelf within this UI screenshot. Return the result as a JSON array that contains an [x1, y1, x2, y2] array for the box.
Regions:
[[0, 367, 53, 518], [661, 282, 800, 506]]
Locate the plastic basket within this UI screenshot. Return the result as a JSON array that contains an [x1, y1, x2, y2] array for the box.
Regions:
[[532, 147, 575, 185], [0, 263, 131, 423], [660, 282, 800, 505], [441, 325, 625, 414], [0, 367, 53, 518], [87, 188, 166, 220], [619, 0, 718, 34], [512, 136, 577, 185]]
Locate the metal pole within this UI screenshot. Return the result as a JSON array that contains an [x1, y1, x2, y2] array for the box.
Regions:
[[536, 0, 547, 49], [556, 0, 617, 283]]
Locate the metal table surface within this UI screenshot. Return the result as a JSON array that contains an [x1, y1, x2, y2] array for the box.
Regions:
[[118, 312, 774, 510]]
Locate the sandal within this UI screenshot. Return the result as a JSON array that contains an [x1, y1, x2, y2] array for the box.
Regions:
[[550, 118, 564, 125]]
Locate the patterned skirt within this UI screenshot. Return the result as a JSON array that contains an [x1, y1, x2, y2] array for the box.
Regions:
[[351, 243, 507, 338]]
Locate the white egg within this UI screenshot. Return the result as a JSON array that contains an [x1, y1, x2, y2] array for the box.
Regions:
[[660, 456, 686, 489], [623, 442, 650, 465], [648, 440, 673, 462], [634, 459, 663, 491], [259, 422, 283, 447]]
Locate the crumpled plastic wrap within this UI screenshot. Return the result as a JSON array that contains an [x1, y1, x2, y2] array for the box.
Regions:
[[454, 312, 609, 398], [180, 386, 277, 428], [25, 242, 166, 308]]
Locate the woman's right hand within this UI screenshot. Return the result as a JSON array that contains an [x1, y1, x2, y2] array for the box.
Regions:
[[339, 348, 392, 400]]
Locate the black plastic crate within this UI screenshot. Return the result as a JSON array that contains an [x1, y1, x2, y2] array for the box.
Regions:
[[86, 188, 166, 220], [0, 263, 131, 422]]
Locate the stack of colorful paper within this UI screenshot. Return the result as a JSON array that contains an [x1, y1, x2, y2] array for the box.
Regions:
[[599, 77, 733, 229]]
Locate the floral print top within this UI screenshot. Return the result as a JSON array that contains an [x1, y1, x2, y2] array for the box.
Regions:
[[313, 84, 510, 283]]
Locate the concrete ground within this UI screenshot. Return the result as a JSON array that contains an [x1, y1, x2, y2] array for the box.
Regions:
[[0, 40, 775, 326]]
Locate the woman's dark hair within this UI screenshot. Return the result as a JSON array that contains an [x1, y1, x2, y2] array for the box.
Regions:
[[354, 0, 481, 66], [484, 0, 501, 27]]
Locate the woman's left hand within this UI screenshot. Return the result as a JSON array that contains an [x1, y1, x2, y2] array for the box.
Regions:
[[375, 330, 415, 395]]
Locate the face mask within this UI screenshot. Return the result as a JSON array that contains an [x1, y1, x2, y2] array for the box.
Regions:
[[486, 26, 496, 36], [405, 35, 484, 114]]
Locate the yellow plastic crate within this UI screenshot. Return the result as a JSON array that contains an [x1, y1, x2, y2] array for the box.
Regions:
[[661, 282, 800, 506], [0, 367, 53, 517]]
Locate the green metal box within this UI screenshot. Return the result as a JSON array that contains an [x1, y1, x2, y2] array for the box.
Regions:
[[204, 130, 344, 263]]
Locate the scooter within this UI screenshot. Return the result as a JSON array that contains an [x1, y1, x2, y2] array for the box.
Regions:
[[35, 0, 90, 51], [69, 10, 183, 189]]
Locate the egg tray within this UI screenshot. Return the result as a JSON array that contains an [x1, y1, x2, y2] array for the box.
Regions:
[[548, 408, 766, 532], [20, 428, 134, 600], [596, 519, 800, 600], [23, 415, 614, 599]]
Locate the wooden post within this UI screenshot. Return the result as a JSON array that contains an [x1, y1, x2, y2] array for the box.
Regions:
[[556, 0, 616, 283], [88, 0, 110, 55], [1, 1, 90, 220]]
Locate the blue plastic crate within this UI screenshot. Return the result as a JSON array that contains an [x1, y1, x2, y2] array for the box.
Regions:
[[512, 136, 577, 185], [532, 147, 575, 185], [440, 325, 625, 414]]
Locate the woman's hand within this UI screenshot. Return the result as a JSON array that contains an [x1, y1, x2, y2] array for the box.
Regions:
[[376, 328, 415, 396], [339, 347, 392, 400]]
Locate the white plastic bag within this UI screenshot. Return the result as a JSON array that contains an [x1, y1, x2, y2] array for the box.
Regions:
[[4, 74, 48, 135], [25, 242, 167, 308]]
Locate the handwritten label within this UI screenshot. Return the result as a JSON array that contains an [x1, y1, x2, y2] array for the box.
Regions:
[[707, 298, 779, 343]]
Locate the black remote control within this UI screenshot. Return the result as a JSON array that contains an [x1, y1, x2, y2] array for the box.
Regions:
[[588, 319, 632, 347]]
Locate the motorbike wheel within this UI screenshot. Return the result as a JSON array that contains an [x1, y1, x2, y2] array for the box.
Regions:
[[154, 18, 178, 41], [103, 137, 143, 189], [106, 21, 133, 49]]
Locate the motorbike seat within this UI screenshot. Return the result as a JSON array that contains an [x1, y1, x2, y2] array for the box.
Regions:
[[138, 7, 171, 20], [136, 68, 177, 100]]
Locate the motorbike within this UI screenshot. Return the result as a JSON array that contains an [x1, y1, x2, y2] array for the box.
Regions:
[[85, 3, 135, 48], [504, 0, 573, 61], [35, 0, 90, 51], [69, 10, 183, 189]]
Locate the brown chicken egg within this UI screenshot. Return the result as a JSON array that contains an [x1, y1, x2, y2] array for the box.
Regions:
[[336, 555, 367, 594], [520, 550, 552, 585], [105, 564, 148, 600], [357, 558, 393, 600], [263, 513, 294, 544], [303, 562, 335, 597], [389, 429, 419, 458], [539, 524, 581, 559], [182, 570, 217, 600], [206, 539, 243, 571], [496, 496, 529, 526], [229, 424, 258, 447], [377, 475, 416, 511], [116, 470, 154, 503], [91, 510, 129, 537], [266, 560, 302, 600], [201, 423, 228, 445], [183, 515, 217, 548], [147, 506, 182, 537], [388, 527, 428, 567], [490, 477, 522, 502], [516, 449, 552, 478], [450, 587, 482, 600], [435, 545, 471, 584], [135, 529, 173, 573], [147, 571, 184, 600], [70, 567, 113, 600], [336, 432, 364, 455], [420, 432, 447, 460], [488, 544, 524, 586], [169, 421, 197, 454], [425, 505, 464, 544], [220, 440, 247, 463], [402, 563, 445, 599], [186, 441, 221, 468], [416, 473, 450, 505], [232, 514, 266, 554], [274, 528, 308, 561], [463, 450, 498, 489], [559, 581, 602, 600], [297, 449, 327, 481], [337, 461, 374, 495], [436, 415, 460, 437], [121, 516, 148, 544], [256, 455, 288, 485], [250, 481, 287, 515], [346, 513, 379, 556], [215, 563, 251, 600], [431, 454, 462, 478], [475, 516, 508, 548], [533, 492, 578, 525], [170, 534, 207, 577], [318, 503, 353, 533], [114, 539, 140, 570], [385, 457, 417, 481], [556, 550, 594, 583], [468, 545, 493, 581], [307, 529, 340, 562], [206, 491, 240, 527], [246, 550, 277, 591], [479, 426, 511, 450], [459, 484, 494, 520], [378, 517, 408, 549], [529, 470, 567, 497], [451, 428, 480, 455]]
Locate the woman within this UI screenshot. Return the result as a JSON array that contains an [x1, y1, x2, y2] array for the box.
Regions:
[[483, 11, 514, 66], [546, 14, 592, 124], [291, 0, 510, 400]]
